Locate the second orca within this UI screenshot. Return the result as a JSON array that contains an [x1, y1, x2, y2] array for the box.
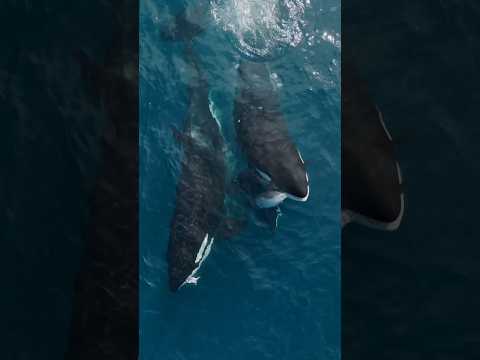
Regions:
[[167, 45, 228, 292], [233, 60, 310, 212]]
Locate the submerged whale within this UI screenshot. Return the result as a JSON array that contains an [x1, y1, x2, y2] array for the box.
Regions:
[[158, 2, 210, 41], [167, 45, 228, 292], [342, 61, 404, 231], [233, 60, 310, 211]]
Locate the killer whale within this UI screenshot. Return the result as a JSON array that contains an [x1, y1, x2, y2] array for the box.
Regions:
[[342, 60, 404, 231], [159, 6, 246, 291], [233, 60, 310, 210], [167, 44, 228, 292]]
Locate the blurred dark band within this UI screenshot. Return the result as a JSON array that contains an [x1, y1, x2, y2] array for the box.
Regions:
[[66, 1, 139, 360], [343, 1, 480, 359], [1, 1, 138, 359]]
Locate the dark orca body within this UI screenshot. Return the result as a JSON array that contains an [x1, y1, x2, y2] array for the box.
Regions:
[[233, 60, 309, 209], [167, 46, 227, 292], [342, 61, 404, 231]]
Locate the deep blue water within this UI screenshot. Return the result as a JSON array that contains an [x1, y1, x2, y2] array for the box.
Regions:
[[140, 1, 340, 359]]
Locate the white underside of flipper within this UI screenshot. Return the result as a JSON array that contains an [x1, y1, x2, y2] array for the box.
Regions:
[[180, 234, 215, 289]]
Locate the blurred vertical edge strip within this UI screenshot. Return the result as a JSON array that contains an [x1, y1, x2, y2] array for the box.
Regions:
[[65, 0, 139, 359], [342, 0, 480, 359]]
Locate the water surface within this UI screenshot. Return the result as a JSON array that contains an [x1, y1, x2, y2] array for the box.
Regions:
[[140, 1, 340, 359]]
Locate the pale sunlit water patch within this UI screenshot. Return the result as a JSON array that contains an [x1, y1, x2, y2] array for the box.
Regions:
[[321, 30, 341, 48]]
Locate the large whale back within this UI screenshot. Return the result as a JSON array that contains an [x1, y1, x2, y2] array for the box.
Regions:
[[167, 44, 226, 291], [234, 60, 309, 202], [168, 140, 225, 291]]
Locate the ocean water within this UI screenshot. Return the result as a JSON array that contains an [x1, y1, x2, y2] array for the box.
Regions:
[[140, 1, 340, 359]]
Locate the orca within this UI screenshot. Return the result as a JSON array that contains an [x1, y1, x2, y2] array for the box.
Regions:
[[159, 8, 245, 291], [342, 60, 404, 231], [233, 60, 310, 209], [167, 44, 228, 292]]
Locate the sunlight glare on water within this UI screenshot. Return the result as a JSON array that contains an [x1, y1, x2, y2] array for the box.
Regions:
[[211, 0, 309, 58]]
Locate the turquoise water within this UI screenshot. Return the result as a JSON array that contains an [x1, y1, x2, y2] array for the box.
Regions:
[[140, 1, 340, 359]]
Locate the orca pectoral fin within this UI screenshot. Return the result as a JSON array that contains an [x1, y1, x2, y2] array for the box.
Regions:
[[218, 217, 248, 240], [255, 207, 281, 232]]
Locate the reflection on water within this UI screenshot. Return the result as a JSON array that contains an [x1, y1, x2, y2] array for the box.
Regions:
[[211, 0, 309, 58]]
